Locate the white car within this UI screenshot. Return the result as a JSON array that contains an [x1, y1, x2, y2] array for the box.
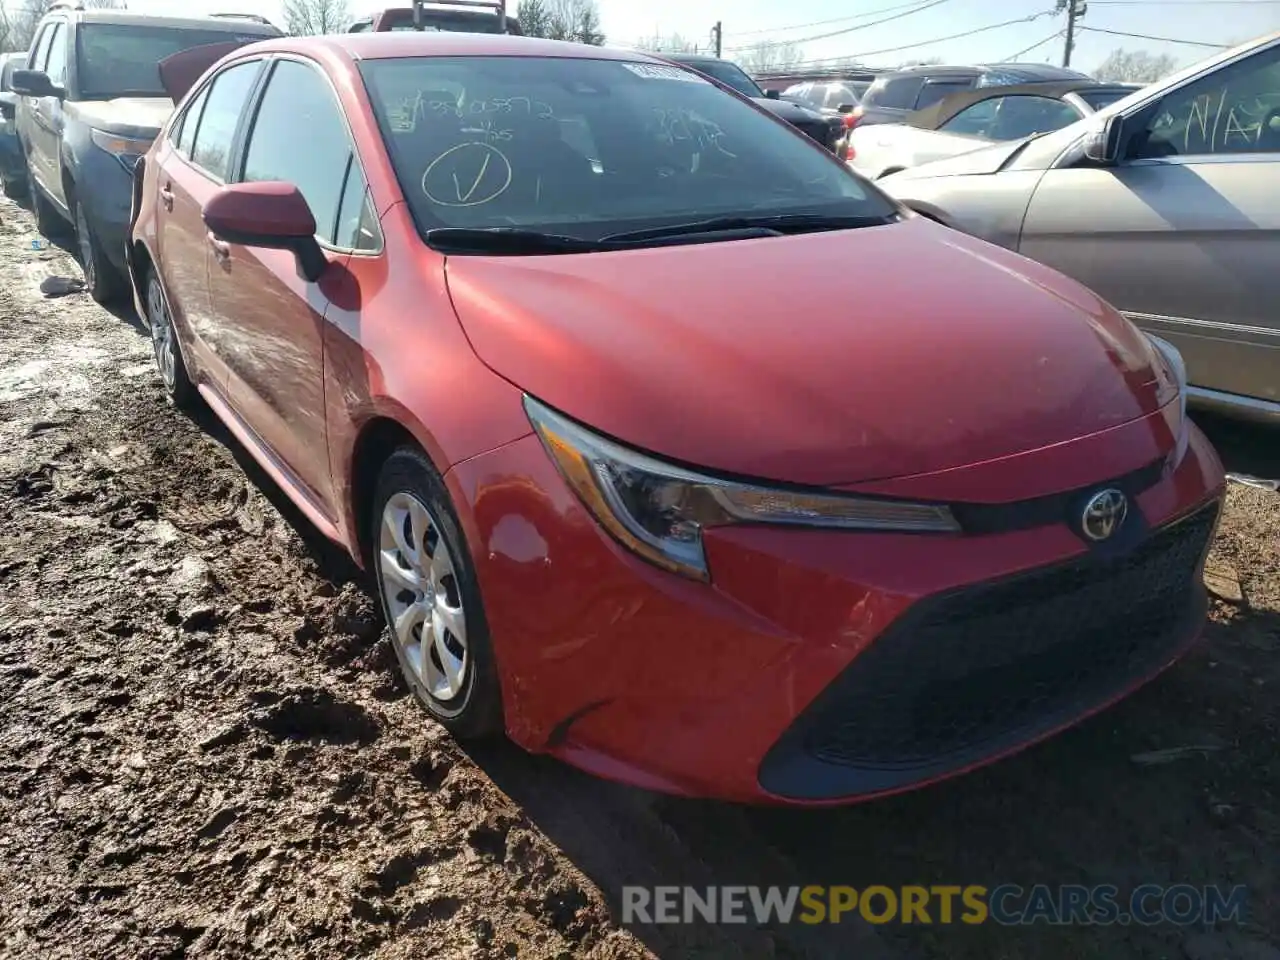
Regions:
[[849, 80, 1139, 180]]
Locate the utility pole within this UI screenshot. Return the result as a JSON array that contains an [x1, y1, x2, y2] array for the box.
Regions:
[[1056, 0, 1087, 67], [711, 21, 722, 58]]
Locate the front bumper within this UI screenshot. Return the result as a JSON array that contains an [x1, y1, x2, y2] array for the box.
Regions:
[[75, 148, 136, 273], [444, 415, 1225, 805]]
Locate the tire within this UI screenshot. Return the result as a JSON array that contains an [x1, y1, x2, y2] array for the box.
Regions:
[[143, 266, 196, 409], [1, 172, 26, 200], [72, 194, 126, 304], [371, 447, 503, 740]]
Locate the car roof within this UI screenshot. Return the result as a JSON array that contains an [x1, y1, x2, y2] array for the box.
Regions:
[[905, 80, 1135, 129], [266, 32, 663, 62], [43, 9, 281, 34], [880, 62, 1089, 81]]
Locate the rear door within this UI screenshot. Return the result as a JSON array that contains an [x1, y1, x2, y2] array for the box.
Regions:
[[1018, 40, 1280, 405], [154, 58, 264, 390], [208, 56, 374, 517]]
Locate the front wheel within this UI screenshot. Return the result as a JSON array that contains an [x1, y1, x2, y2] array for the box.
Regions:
[[371, 447, 503, 740], [73, 196, 126, 304]]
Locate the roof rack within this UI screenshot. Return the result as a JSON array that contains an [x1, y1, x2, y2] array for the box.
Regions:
[[410, 0, 510, 32], [48, 1, 85, 12], [210, 13, 275, 25]]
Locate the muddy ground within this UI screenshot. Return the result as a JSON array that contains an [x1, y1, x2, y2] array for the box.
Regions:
[[0, 191, 1276, 960]]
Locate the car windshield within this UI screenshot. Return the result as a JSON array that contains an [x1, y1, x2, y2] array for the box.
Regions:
[[76, 24, 268, 99], [1076, 87, 1134, 111], [682, 60, 762, 98], [360, 56, 893, 241]]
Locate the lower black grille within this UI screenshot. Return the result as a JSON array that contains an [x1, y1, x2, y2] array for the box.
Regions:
[[759, 502, 1219, 799]]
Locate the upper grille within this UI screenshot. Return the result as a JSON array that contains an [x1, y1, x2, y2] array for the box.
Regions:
[[770, 502, 1219, 785]]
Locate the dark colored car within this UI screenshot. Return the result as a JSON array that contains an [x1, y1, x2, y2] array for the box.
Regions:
[[8, 7, 280, 302], [0, 52, 26, 197], [129, 32, 1223, 805], [665, 53, 848, 154], [348, 1, 522, 35], [852, 62, 1095, 130]]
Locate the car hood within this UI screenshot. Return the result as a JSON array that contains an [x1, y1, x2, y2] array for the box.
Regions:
[[67, 97, 172, 139], [884, 136, 1031, 180], [444, 218, 1168, 487]]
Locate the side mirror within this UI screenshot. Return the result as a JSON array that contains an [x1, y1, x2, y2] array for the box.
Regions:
[[765, 89, 780, 99], [10, 69, 63, 99], [202, 181, 327, 282], [1083, 115, 1124, 165], [837, 103, 855, 114]]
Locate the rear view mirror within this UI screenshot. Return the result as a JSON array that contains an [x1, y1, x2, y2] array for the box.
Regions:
[[202, 181, 327, 282], [10, 69, 63, 99], [1083, 115, 1124, 165], [765, 89, 780, 99]]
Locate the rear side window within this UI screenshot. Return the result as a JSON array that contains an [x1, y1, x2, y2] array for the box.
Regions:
[[865, 76, 923, 110], [174, 83, 211, 157], [915, 79, 974, 110], [190, 60, 261, 180], [241, 59, 360, 247]]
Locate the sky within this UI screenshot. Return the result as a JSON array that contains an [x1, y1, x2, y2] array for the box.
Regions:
[[130, 0, 1280, 73]]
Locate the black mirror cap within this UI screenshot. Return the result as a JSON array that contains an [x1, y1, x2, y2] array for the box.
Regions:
[[10, 69, 62, 99], [765, 89, 781, 99]]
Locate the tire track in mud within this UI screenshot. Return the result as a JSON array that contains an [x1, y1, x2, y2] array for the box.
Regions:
[[0, 196, 894, 960]]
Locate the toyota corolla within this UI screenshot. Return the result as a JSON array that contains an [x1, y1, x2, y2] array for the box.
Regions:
[[128, 33, 1225, 804]]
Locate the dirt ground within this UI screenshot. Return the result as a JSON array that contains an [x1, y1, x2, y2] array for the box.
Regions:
[[0, 191, 1276, 960]]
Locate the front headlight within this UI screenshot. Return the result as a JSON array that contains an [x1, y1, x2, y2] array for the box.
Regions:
[[525, 396, 960, 581], [91, 129, 152, 172], [1145, 333, 1188, 422]]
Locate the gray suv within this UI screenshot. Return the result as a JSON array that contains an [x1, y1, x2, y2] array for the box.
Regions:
[[10, 5, 279, 302]]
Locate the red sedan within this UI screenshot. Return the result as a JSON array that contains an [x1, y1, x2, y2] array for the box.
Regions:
[[128, 33, 1225, 805]]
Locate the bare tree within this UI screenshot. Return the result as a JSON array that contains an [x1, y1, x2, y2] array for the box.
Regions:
[[3, 0, 52, 51], [283, 0, 350, 36], [636, 31, 698, 54], [1094, 48, 1178, 84], [541, 0, 604, 45], [737, 39, 804, 75]]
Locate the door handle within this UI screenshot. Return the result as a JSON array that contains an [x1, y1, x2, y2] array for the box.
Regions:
[[159, 185, 174, 211], [207, 232, 230, 262]]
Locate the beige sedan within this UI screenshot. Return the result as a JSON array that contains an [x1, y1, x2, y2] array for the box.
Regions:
[[882, 31, 1280, 425]]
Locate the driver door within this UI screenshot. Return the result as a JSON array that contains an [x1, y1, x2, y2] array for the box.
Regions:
[[1017, 40, 1280, 405]]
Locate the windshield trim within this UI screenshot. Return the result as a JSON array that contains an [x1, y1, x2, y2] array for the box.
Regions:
[[357, 54, 901, 251]]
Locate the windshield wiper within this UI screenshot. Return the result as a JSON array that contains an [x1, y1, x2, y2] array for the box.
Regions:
[[601, 213, 895, 244], [424, 227, 604, 255]]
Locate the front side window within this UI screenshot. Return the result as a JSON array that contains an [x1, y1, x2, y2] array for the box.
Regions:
[[687, 60, 762, 99], [43, 23, 68, 86], [189, 60, 261, 180], [952, 95, 1080, 141], [242, 59, 357, 246], [360, 56, 893, 241], [29, 24, 55, 72], [75, 24, 269, 99], [1132, 45, 1280, 158]]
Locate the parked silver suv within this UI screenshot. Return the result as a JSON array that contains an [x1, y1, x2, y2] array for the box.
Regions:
[[882, 31, 1280, 424]]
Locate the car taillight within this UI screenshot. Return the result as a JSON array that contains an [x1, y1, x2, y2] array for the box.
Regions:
[[844, 106, 864, 130]]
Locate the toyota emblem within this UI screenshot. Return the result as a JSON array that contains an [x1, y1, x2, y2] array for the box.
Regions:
[[1081, 488, 1128, 542]]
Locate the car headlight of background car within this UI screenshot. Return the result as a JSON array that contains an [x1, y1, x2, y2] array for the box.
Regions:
[[1146, 333, 1188, 423], [90, 129, 153, 173], [525, 396, 960, 581]]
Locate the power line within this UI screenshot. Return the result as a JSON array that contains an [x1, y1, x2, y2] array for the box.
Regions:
[[1002, 29, 1065, 60], [724, 0, 950, 39], [725, 0, 955, 52], [1077, 25, 1233, 46], [783, 10, 1057, 66]]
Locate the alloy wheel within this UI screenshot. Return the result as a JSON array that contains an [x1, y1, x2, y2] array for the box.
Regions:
[[146, 276, 177, 391], [378, 492, 469, 703]]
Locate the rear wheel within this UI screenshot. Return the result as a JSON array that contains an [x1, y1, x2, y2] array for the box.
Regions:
[[144, 266, 196, 409], [370, 447, 503, 739], [1, 171, 26, 200], [73, 194, 126, 304]]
